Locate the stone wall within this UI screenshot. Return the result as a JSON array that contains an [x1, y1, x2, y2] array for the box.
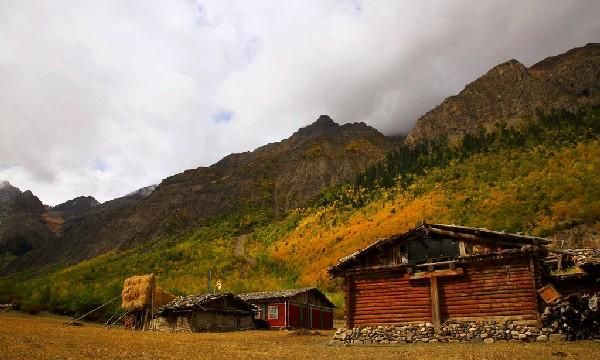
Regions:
[[153, 311, 254, 332], [329, 321, 566, 346]]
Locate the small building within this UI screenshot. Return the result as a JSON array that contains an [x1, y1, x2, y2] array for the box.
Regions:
[[239, 287, 334, 329], [328, 223, 554, 330], [153, 293, 256, 332]]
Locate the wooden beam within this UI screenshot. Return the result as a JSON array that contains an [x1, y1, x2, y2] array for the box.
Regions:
[[430, 276, 440, 331], [459, 240, 467, 256], [409, 268, 464, 280]]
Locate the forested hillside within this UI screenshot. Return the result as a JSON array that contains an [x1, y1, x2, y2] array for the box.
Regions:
[[1, 107, 598, 319]]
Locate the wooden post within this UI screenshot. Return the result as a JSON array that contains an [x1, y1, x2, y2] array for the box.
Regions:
[[344, 276, 355, 329], [430, 276, 441, 331], [410, 268, 463, 332]]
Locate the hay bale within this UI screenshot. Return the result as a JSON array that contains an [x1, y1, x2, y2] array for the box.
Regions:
[[121, 274, 175, 311], [153, 287, 175, 308], [122, 274, 155, 311]]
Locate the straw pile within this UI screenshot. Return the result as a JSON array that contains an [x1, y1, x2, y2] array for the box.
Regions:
[[121, 274, 175, 311], [153, 287, 175, 309]]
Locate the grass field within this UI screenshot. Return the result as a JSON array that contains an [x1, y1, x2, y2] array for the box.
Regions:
[[1, 312, 599, 360]]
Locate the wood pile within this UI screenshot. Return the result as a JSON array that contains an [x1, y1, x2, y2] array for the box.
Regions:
[[571, 249, 600, 265], [541, 293, 600, 340]]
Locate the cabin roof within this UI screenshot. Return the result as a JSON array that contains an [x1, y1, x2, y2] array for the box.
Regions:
[[328, 223, 553, 275], [157, 293, 255, 315], [238, 287, 335, 308]]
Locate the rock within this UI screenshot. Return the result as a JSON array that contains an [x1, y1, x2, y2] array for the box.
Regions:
[[549, 334, 566, 342], [429, 339, 438, 343], [484, 338, 495, 344], [471, 336, 483, 343], [536, 335, 548, 342]]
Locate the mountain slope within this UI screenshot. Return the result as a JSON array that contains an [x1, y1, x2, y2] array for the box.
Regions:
[[3, 106, 597, 318], [2, 116, 393, 274], [405, 43, 600, 146], [0, 44, 598, 319], [0, 182, 53, 258]]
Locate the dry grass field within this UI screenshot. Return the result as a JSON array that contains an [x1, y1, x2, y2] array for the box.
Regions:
[[1, 312, 599, 360]]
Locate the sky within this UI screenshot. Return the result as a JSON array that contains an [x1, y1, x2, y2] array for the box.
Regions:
[[1, 0, 599, 205]]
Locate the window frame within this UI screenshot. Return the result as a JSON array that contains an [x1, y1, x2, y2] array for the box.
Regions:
[[267, 305, 279, 320]]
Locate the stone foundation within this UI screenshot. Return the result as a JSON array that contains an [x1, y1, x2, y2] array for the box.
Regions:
[[329, 321, 566, 346]]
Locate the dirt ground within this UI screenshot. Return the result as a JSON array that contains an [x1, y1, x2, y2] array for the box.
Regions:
[[1, 311, 599, 360]]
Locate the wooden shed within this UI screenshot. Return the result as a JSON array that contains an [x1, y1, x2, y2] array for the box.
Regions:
[[153, 293, 256, 332], [239, 288, 334, 329], [328, 223, 553, 330]]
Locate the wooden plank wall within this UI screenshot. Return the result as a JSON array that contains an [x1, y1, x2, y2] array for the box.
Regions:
[[350, 272, 432, 326], [348, 257, 540, 327], [439, 258, 539, 323]]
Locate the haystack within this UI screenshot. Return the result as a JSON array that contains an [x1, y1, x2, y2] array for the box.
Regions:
[[121, 274, 174, 311]]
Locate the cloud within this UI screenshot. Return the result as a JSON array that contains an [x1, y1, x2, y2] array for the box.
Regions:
[[0, 0, 599, 205]]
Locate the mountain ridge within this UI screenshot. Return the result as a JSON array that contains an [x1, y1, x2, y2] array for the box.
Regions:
[[1, 115, 393, 274], [405, 43, 600, 145], [1, 43, 599, 278]]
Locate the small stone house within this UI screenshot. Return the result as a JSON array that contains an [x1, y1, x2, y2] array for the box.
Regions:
[[239, 287, 335, 329], [153, 293, 256, 332]]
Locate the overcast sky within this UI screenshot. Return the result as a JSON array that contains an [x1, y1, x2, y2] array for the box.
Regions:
[[1, 0, 599, 205]]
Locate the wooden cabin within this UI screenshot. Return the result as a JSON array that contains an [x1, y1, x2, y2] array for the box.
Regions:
[[328, 223, 553, 330], [239, 288, 334, 329], [153, 293, 256, 332]]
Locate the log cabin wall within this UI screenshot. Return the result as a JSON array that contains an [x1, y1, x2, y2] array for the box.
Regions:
[[439, 257, 539, 324], [346, 255, 541, 328], [349, 271, 432, 327]]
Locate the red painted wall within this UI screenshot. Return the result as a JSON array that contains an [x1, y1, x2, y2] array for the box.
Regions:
[[288, 304, 301, 327], [265, 303, 286, 328], [252, 301, 334, 329], [311, 308, 321, 329], [321, 309, 333, 330]]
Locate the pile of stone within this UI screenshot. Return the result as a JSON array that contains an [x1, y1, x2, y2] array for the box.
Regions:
[[329, 321, 564, 346], [571, 249, 600, 266], [541, 293, 600, 340]]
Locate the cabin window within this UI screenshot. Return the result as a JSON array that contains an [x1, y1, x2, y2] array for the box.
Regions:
[[268, 305, 279, 320], [407, 237, 459, 263]]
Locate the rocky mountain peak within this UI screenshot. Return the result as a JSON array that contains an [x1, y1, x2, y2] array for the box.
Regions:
[[405, 43, 600, 146], [293, 115, 340, 138], [315, 114, 336, 125], [0, 181, 21, 202], [53, 196, 100, 219]]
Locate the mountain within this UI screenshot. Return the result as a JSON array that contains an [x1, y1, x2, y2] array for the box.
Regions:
[[52, 196, 100, 220], [405, 43, 600, 146], [0, 182, 53, 257], [1, 116, 393, 274], [0, 44, 598, 319]]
